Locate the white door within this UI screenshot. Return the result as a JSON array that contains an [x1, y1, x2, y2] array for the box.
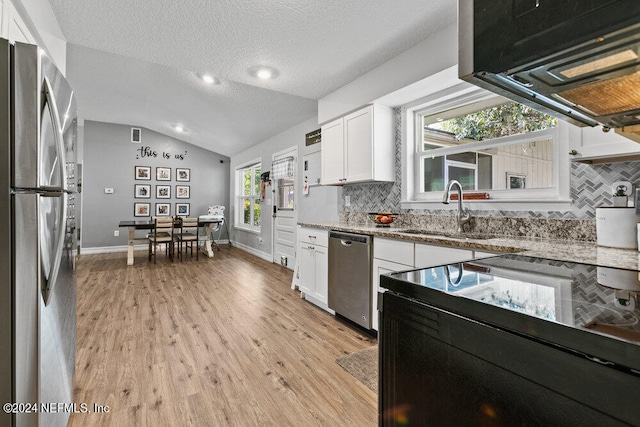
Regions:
[[272, 147, 297, 269]]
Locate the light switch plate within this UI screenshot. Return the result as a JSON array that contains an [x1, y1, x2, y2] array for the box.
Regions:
[[104, 188, 114, 194]]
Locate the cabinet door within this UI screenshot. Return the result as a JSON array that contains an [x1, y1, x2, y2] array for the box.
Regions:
[[374, 237, 414, 266], [571, 126, 640, 160], [312, 245, 328, 304], [298, 244, 315, 295], [344, 106, 373, 183], [414, 243, 474, 269], [372, 258, 413, 331], [320, 118, 344, 185], [6, 1, 34, 44]]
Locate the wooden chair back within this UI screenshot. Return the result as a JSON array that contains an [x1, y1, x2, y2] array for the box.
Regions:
[[177, 217, 200, 260]]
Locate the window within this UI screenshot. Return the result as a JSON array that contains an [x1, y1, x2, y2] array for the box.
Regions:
[[277, 177, 295, 210], [236, 162, 261, 230], [408, 90, 567, 206]]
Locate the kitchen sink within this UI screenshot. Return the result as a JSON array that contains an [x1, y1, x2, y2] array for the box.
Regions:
[[397, 229, 492, 240]]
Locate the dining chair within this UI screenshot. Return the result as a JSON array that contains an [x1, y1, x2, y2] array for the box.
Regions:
[[148, 217, 175, 263], [177, 217, 199, 260]]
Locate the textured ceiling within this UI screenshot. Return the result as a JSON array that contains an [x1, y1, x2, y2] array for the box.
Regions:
[[49, 0, 457, 156]]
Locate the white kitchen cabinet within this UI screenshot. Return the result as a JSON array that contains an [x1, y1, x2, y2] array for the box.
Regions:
[[414, 242, 475, 269], [1, 0, 34, 44], [320, 104, 394, 185], [373, 237, 414, 266], [372, 238, 415, 331], [372, 258, 413, 331], [297, 227, 331, 311], [371, 238, 498, 331], [320, 118, 344, 185], [569, 125, 640, 162]]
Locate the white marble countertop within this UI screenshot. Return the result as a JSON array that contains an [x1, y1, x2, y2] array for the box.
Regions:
[[299, 222, 640, 271]]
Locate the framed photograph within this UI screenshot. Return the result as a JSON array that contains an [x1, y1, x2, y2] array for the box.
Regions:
[[134, 184, 151, 199], [156, 185, 171, 199], [155, 203, 171, 216], [156, 167, 171, 181], [507, 173, 526, 189], [135, 166, 151, 180], [176, 185, 190, 199], [175, 203, 190, 216], [176, 168, 190, 182], [134, 202, 150, 217]]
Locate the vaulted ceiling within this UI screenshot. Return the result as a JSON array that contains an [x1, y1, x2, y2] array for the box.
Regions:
[[48, 0, 457, 156]]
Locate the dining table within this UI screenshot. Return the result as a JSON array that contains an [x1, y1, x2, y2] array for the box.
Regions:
[[118, 217, 222, 265]]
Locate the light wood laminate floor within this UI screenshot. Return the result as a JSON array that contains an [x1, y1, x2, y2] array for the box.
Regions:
[[68, 246, 377, 426]]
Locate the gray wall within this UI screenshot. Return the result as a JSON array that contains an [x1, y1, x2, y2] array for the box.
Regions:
[[229, 117, 339, 260], [82, 120, 230, 249]]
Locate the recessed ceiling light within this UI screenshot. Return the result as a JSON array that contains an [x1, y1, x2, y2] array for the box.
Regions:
[[174, 125, 184, 132], [248, 66, 279, 80], [256, 69, 272, 79], [201, 74, 215, 84]]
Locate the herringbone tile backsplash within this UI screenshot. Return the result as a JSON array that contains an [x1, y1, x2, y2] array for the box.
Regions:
[[342, 108, 640, 220]]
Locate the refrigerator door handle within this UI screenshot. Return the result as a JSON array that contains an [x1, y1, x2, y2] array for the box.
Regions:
[[41, 76, 67, 190], [39, 191, 67, 305]]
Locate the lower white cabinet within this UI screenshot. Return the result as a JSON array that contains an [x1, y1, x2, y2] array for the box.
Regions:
[[414, 243, 475, 269], [371, 238, 502, 331], [297, 227, 331, 311], [372, 258, 413, 331]]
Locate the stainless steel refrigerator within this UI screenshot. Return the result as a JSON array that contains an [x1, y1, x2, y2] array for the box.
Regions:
[[0, 38, 77, 427]]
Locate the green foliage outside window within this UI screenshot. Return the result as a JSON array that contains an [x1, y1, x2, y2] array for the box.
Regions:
[[240, 164, 261, 227], [436, 102, 557, 142]]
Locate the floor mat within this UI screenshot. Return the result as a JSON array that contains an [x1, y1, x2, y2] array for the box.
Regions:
[[336, 346, 378, 393]]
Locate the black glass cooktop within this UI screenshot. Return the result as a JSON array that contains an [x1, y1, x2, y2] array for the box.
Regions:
[[382, 254, 640, 373]]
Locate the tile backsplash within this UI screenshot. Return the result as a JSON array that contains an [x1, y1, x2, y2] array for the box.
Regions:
[[342, 108, 640, 221]]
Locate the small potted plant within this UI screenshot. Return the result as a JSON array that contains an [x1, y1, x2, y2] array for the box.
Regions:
[[612, 188, 628, 207]]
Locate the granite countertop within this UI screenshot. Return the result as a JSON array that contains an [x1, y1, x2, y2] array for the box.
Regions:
[[298, 222, 640, 271]]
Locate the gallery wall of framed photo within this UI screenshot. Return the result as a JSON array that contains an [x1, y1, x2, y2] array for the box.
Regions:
[[134, 166, 191, 217], [81, 121, 231, 249]]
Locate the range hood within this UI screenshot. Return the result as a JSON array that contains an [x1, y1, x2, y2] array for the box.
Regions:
[[459, 0, 640, 141]]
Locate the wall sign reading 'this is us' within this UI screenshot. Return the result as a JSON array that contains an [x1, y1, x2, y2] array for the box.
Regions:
[[136, 146, 188, 161]]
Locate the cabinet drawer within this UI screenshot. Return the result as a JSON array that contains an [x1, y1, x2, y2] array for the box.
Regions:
[[298, 226, 328, 247], [473, 250, 501, 259], [374, 237, 415, 266], [414, 243, 473, 269]]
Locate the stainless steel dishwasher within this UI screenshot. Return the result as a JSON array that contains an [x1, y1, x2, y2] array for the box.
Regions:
[[328, 231, 372, 329]]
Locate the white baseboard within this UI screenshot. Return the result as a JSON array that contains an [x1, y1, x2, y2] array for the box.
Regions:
[[82, 240, 230, 255], [303, 294, 335, 315], [230, 240, 272, 262], [81, 245, 146, 254]]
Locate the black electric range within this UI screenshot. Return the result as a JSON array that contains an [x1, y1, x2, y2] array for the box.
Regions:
[[379, 254, 640, 426]]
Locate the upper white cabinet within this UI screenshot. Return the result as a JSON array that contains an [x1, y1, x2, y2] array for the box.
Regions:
[[321, 104, 395, 185], [569, 126, 640, 162], [1, 0, 35, 44]]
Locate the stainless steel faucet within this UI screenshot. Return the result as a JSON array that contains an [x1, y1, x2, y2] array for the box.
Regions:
[[442, 180, 472, 233]]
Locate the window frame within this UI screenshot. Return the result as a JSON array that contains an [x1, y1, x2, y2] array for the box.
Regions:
[[401, 85, 573, 211], [235, 160, 262, 232]]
